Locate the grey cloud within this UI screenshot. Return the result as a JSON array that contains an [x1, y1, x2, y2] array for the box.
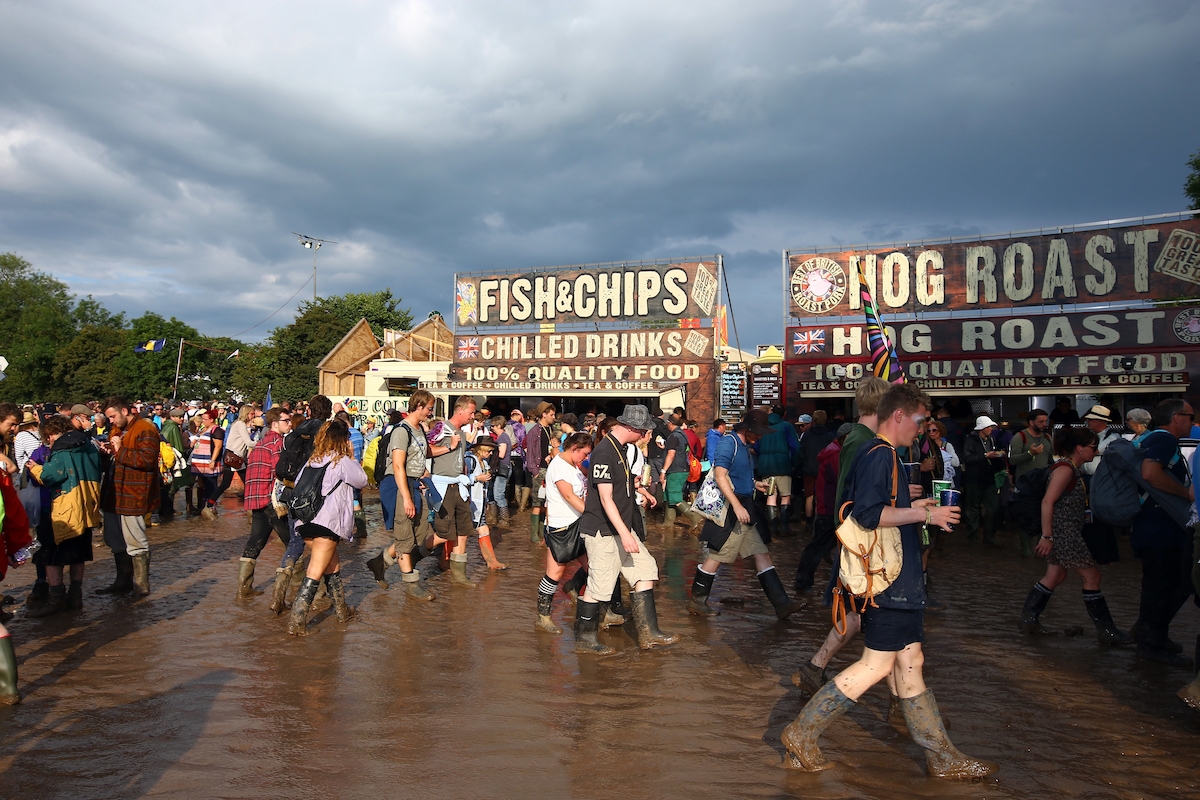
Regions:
[[0, 0, 1197, 347]]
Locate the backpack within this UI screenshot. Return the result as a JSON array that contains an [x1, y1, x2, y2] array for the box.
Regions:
[[832, 443, 902, 633], [1010, 461, 1075, 538], [276, 422, 319, 484], [363, 435, 381, 486], [286, 462, 343, 523], [1091, 436, 1153, 526]]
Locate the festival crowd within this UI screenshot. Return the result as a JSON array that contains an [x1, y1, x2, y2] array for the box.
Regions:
[[1, 386, 1197, 778]]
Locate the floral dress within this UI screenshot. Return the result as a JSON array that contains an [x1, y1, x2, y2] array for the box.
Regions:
[[1047, 459, 1096, 570]]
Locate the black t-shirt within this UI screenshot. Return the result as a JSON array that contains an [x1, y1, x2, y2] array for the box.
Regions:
[[665, 428, 689, 473], [580, 434, 637, 538], [646, 419, 669, 459]]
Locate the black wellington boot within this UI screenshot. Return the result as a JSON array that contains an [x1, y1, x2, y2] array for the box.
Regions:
[[630, 589, 679, 649], [535, 589, 562, 634], [758, 567, 806, 620], [0, 636, 19, 705], [899, 689, 998, 779], [781, 681, 856, 770], [574, 600, 615, 655], [1018, 582, 1057, 635], [287, 577, 321, 636], [688, 566, 719, 616], [95, 553, 134, 595], [65, 581, 83, 611], [365, 552, 390, 589], [1083, 590, 1134, 646], [562, 568, 587, 605], [324, 572, 354, 623], [778, 505, 793, 537]]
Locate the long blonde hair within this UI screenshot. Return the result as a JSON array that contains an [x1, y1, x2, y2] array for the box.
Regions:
[[309, 420, 353, 464]]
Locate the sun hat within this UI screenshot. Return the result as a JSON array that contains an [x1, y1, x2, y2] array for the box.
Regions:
[[974, 415, 999, 431]]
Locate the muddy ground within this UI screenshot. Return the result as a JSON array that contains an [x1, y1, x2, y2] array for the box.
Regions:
[[2, 493, 1198, 799]]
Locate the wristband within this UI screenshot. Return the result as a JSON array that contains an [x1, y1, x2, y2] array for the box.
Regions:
[[925, 507, 933, 526], [1040, 535, 1053, 541]]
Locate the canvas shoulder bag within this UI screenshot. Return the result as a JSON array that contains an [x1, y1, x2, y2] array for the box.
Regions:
[[832, 443, 903, 635]]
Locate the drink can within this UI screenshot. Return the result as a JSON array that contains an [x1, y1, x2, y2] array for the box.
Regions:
[[932, 480, 953, 505], [904, 462, 921, 485]]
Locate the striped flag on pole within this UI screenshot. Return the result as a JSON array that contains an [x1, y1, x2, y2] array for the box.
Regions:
[[856, 260, 904, 383]]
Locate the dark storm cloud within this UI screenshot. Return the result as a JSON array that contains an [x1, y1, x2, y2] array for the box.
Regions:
[[1, 1, 1198, 347]]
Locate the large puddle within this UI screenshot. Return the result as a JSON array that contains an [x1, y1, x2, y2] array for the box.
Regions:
[[2, 495, 1197, 799]]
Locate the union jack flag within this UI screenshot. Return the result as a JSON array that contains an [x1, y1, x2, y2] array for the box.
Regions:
[[793, 329, 825, 354], [457, 337, 480, 359]]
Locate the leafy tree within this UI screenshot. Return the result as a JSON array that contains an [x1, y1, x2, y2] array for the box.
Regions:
[[113, 313, 201, 402], [1187, 147, 1200, 210], [53, 325, 130, 402], [0, 254, 79, 402], [264, 290, 413, 400]]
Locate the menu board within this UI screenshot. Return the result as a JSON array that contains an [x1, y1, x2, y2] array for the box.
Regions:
[[750, 362, 782, 409], [720, 362, 748, 416]]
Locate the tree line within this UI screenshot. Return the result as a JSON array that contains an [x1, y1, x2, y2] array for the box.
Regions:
[[0, 253, 413, 404]]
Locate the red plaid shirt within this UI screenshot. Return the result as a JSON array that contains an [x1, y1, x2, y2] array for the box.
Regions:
[[244, 430, 284, 511]]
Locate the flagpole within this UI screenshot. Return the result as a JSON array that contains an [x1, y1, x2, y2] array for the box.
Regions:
[[171, 338, 185, 401]]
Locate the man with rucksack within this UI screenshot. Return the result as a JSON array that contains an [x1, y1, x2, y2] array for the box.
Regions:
[[364, 392, 438, 600], [1129, 399, 1195, 668], [782, 382, 993, 779], [1009, 409, 1051, 556], [660, 414, 692, 528]]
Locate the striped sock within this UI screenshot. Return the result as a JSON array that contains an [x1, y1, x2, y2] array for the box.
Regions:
[[538, 575, 559, 597]]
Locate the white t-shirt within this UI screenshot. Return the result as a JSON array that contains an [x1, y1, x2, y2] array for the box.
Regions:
[[626, 443, 647, 506], [545, 454, 587, 528]]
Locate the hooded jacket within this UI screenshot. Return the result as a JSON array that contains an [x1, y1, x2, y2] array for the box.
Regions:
[[30, 429, 103, 544], [755, 413, 799, 478]]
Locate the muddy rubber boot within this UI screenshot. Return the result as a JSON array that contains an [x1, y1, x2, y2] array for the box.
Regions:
[[268, 560, 294, 615], [899, 689, 998, 779], [128, 554, 150, 599], [448, 552, 476, 588], [781, 681, 856, 770], [573, 600, 615, 655], [630, 589, 679, 649], [529, 509, 544, 544], [365, 552, 390, 589], [498, 504, 510, 524], [1082, 590, 1134, 646], [758, 567, 806, 620], [789, 660, 828, 695], [401, 570, 435, 601], [562, 568, 587, 605], [65, 581, 83, 611], [479, 534, 507, 570], [25, 580, 49, 609], [28, 585, 66, 618], [324, 571, 354, 623], [94, 554, 133, 595], [0, 635, 19, 705], [236, 558, 263, 600], [1019, 582, 1057, 635], [688, 566, 720, 616], [535, 587, 562, 634], [516, 486, 530, 512], [288, 577, 320, 636], [664, 507, 677, 528]]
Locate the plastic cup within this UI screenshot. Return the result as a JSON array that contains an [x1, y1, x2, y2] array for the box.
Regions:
[[939, 489, 960, 531], [932, 480, 953, 505], [904, 462, 921, 485]]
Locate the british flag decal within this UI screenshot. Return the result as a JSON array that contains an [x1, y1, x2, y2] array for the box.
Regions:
[[457, 337, 480, 359], [792, 329, 825, 354]]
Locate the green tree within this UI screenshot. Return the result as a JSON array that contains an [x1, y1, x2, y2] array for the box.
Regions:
[[1187, 148, 1200, 210], [0, 253, 79, 402], [264, 290, 413, 400], [113, 313, 201, 401], [53, 325, 130, 402]]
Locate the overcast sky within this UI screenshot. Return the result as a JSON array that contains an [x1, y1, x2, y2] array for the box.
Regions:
[[2, 1, 1198, 349]]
